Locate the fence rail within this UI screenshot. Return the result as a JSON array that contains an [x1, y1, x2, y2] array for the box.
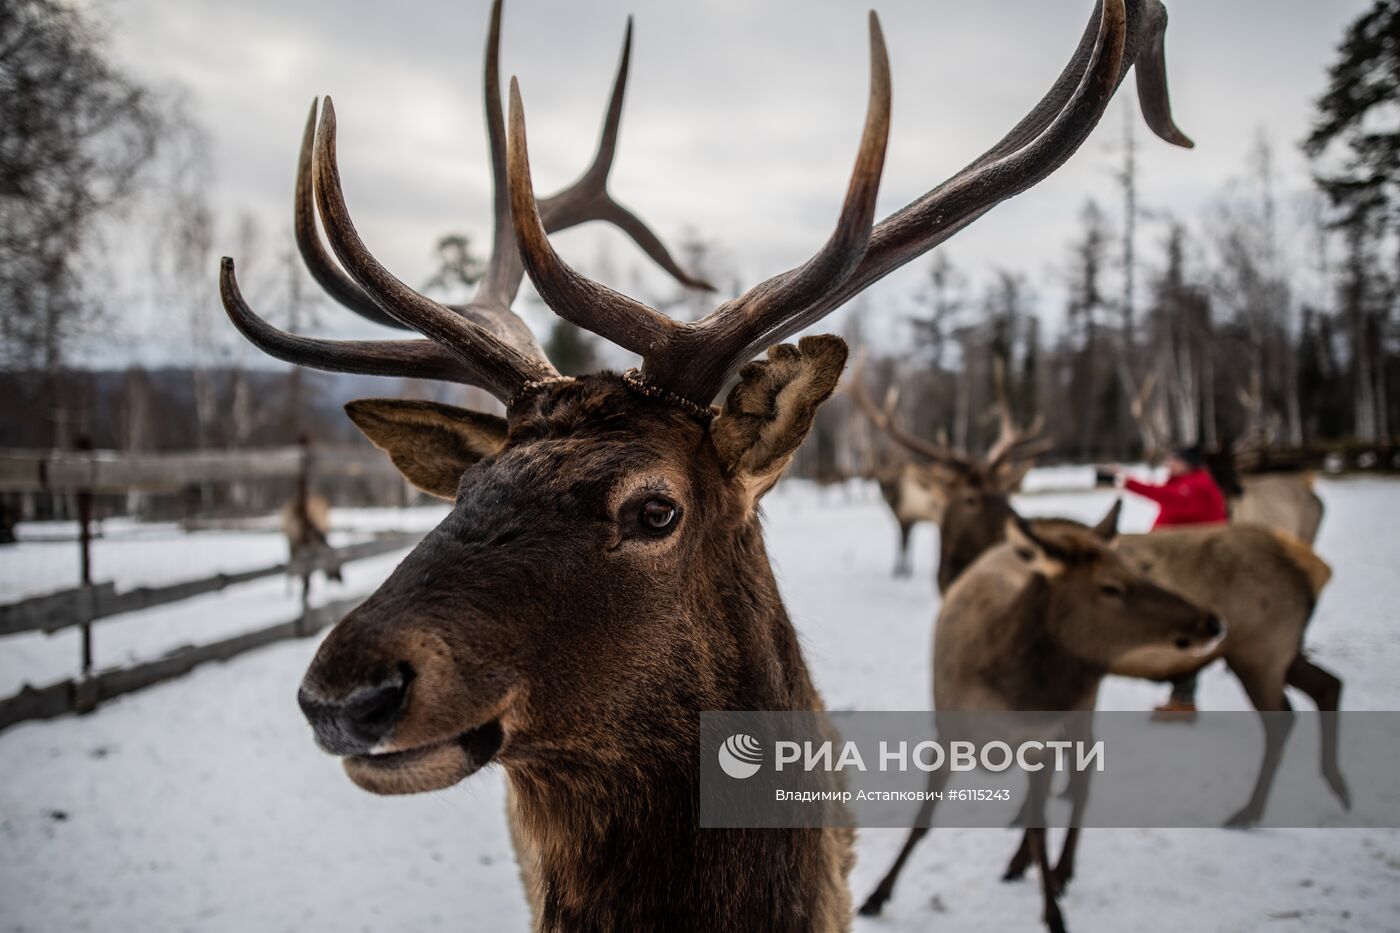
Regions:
[[0, 445, 400, 492], [0, 532, 420, 637], [0, 592, 367, 733]]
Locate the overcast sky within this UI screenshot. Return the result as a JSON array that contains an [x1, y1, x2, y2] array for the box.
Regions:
[[89, 0, 1368, 364]]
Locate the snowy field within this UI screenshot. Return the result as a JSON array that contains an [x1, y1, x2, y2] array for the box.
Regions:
[[2, 474, 1399, 932]]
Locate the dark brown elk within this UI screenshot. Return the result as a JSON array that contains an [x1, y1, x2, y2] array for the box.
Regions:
[[854, 355, 1051, 590], [859, 503, 1224, 932], [1131, 369, 1325, 543], [218, 1, 1191, 928]]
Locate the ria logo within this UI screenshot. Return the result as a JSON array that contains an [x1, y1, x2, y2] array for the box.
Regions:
[[718, 733, 764, 779]]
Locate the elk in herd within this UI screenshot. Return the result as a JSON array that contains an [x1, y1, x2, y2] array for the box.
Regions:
[[857, 363, 1350, 817], [219, 0, 1192, 927], [1131, 369, 1325, 543], [280, 491, 342, 598], [859, 502, 1224, 932], [855, 355, 1052, 590]]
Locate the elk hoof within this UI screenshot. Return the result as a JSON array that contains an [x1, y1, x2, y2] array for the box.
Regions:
[[857, 891, 888, 916], [1044, 907, 1069, 933], [1325, 770, 1352, 810], [1224, 805, 1261, 829]]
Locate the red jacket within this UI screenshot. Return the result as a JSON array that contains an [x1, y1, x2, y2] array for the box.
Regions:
[[1123, 468, 1228, 530]]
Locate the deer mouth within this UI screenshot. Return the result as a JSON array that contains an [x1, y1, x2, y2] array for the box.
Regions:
[[343, 719, 504, 795]]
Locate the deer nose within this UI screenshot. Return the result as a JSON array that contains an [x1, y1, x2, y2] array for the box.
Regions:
[[1202, 614, 1224, 639], [298, 666, 412, 755]]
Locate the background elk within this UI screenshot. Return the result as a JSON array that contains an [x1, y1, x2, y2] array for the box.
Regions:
[[859, 380, 950, 577], [217, 0, 1191, 927], [854, 355, 1052, 591], [859, 503, 1225, 933], [854, 376, 1350, 823], [1130, 368, 1324, 543], [280, 491, 341, 597]]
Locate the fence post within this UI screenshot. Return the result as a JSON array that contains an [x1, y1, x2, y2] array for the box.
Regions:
[[74, 436, 98, 713]]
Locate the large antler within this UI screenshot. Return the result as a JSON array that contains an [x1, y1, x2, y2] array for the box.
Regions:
[[983, 357, 1051, 469], [1231, 370, 1278, 469], [1129, 366, 1174, 461], [220, 0, 709, 404], [850, 352, 970, 468], [505, 0, 1191, 407]]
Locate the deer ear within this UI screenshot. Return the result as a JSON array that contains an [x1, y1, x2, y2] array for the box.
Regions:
[[710, 335, 848, 507], [1092, 498, 1123, 541], [1004, 515, 1065, 578], [345, 399, 508, 500]]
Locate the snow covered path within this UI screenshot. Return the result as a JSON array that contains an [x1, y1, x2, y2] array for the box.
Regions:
[[1, 478, 1398, 931]]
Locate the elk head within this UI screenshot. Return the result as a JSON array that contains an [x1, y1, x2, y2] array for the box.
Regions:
[[854, 354, 1052, 592], [219, 0, 1191, 801], [1006, 503, 1223, 675]]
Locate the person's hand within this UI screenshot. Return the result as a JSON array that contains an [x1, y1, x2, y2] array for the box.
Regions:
[[1094, 465, 1122, 487]]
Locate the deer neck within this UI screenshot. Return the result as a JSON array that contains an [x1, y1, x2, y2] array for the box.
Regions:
[[508, 519, 846, 932], [977, 574, 1103, 710]]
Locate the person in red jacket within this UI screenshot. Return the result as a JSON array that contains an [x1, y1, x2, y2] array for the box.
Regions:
[[1117, 449, 1229, 529], [1101, 447, 1228, 720]]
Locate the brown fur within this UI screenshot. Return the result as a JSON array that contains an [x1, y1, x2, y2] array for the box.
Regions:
[[1267, 527, 1333, 598], [1233, 473, 1325, 545], [301, 338, 854, 933]]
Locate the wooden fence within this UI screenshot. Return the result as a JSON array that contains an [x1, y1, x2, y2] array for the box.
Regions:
[[0, 444, 421, 733]]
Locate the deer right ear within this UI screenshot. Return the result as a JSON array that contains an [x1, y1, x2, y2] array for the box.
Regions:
[[1005, 515, 1065, 578], [710, 335, 848, 509], [345, 399, 508, 500]]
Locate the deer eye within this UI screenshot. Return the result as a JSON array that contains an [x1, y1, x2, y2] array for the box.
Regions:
[[1099, 583, 1126, 599], [621, 495, 680, 540], [642, 499, 677, 530]]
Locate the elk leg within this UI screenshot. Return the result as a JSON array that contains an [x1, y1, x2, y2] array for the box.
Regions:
[[1225, 662, 1294, 828], [1051, 757, 1093, 891], [1002, 830, 1033, 881], [1286, 653, 1350, 809], [1024, 769, 1067, 932], [858, 766, 951, 916], [895, 521, 914, 577]]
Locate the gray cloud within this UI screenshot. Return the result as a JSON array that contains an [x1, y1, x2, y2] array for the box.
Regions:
[[97, 0, 1367, 357]]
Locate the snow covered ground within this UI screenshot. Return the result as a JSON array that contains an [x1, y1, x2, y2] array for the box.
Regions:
[[1, 475, 1398, 932]]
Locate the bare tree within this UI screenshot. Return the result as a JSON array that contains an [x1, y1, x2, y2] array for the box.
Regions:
[[146, 96, 218, 447], [0, 0, 163, 442]]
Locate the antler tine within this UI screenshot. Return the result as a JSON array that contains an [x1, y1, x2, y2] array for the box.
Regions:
[[509, 13, 891, 403], [967, 0, 1190, 175], [850, 351, 968, 467], [220, 258, 474, 383], [507, 77, 687, 358], [1129, 365, 1174, 459], [477, 7, 713, 317], [983, 357, 1051, 466], [985, 356, 1017, 448], [1132, 0, 1194, 148], [313, 97, 559, 402], [292, 100, 408, 330], [769, 0, 1138, 339], [663, 12, 893, 397]]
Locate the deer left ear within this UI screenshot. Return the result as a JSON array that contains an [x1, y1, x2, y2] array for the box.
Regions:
[[710, 335, 848, 507], [1092, 498, 1123, 542], [345, 399, 508, 500]]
